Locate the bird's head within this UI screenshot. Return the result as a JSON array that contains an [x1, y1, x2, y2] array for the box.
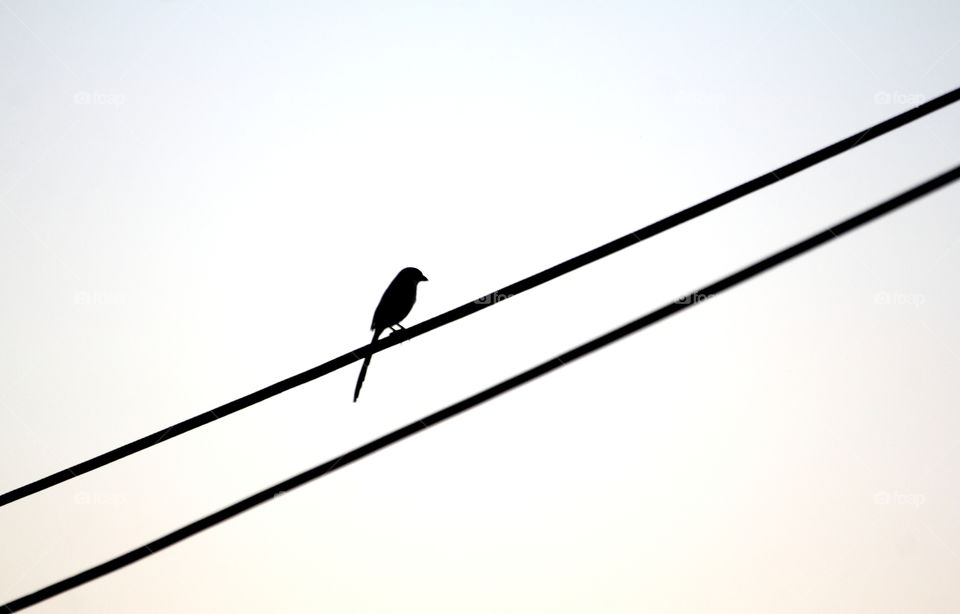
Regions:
[[399, 267, 428, 284]]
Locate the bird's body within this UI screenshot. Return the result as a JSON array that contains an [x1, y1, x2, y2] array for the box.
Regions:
[[353, 267, 428, 402], [371, 273, 420, 332]]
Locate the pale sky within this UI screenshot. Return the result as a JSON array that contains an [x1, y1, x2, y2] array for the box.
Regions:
[[2, 1, 960, 612]]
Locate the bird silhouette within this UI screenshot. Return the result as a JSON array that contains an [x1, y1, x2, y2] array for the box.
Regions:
[[353, 267, 429, 402]]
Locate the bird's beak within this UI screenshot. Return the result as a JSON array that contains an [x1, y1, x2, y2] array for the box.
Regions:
[[421, 275, 429, 282]]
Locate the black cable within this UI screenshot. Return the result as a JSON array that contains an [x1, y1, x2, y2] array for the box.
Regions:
[[5, 162, 959, 613], [2, 85, 959, 510]]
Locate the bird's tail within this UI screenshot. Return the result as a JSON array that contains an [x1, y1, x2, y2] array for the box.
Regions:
[[353, 328, 382, 402]]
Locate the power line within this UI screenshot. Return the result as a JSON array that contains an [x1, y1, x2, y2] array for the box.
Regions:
[[2, 84, 959, 510], [5, 161, 959, 613]]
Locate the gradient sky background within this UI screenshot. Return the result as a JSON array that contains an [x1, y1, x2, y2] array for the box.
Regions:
[[2, 1, 960, 612]]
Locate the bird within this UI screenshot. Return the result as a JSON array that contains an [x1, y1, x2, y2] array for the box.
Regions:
[[353, 267, 429, 402]]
